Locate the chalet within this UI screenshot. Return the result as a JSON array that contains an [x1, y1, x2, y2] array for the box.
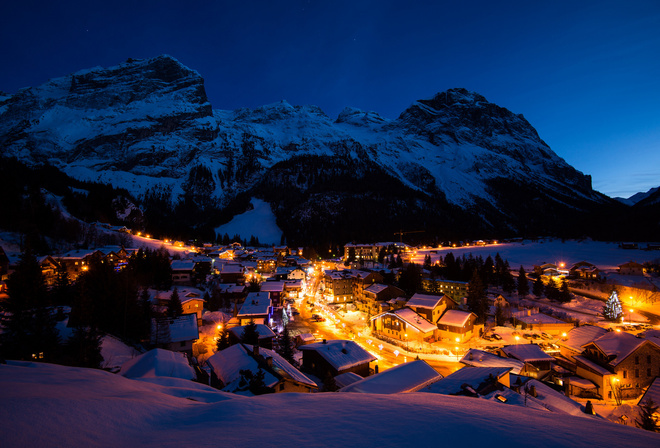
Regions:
[[237, 292, 272, 325], [338, 360, 442, 394], [619, 261, 644, 276], [207, 343, 317, 394], [498, 344, 555, 378], [558, 325, 608, 363], [576, 331, 660, 400], [406, 293, 455, 324], [361, 283, 405, 315], [260, 281, 285, 306], [420, 278, 468, 302], [283, 280, 304, 300], [151, 313, 199, 356], [343, 243, 378, 261], [171, 259, 195, 285], [55, 249, 100, 281], [352, 270, 384, 305], [534, 263, 559, 277], [219, 263, 245, 284], [323, 270, 354, 303], [371, 307, 438, 344], [228, 324, 276, 349], [38, 256, 61, 287], [569, 261, 600, 280], [181, 295, 205, 326], [299, 339, 376, 379], [436, 310, 478, 343]]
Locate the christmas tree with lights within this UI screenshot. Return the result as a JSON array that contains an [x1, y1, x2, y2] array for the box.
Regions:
[[602, 290, 623, 321]]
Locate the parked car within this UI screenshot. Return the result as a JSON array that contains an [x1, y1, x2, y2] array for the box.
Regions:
[[491, 333, 503, 340], [541, 332, 552, 340]]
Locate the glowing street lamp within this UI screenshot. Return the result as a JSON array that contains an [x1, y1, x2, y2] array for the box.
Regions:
[[629, 309, 634, 323], [515, 335, 520, 344]]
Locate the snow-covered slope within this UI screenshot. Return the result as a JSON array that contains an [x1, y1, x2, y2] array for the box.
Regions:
[[0, 55, 612, 239], [1, 361, 658, 447]]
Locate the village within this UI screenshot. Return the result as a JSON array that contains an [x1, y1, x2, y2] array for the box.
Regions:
[[1, 231, 660, 430]]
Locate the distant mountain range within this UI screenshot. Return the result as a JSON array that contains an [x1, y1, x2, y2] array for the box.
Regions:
[[615, 187, 660, 206], [0, 55, 656, 244]]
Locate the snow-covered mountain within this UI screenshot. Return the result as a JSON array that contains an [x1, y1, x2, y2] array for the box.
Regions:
[[615, 187, 660, 206], [0, 55, 613, 241]]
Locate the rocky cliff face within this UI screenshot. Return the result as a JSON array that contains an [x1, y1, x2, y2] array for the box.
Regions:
[[0, 55, 611, 241]]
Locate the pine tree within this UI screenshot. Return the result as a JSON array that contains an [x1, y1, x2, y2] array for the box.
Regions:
[[517, 266, 529, 297], [559, 281, 572, 303], [603, 290, 623, 321], [277, 325, 296, 366], [545, 277, 559, 301], [532, 276, 544, 297], [467, 270, 488, 324], [501, 261, 515, 294], [65, 326, 103, 368], [241, 319, 260, 345], [216, 320, 231, 351], [1, 245, 60, 361], [167, 287, 183, 317], [636, 399, 660, 432]]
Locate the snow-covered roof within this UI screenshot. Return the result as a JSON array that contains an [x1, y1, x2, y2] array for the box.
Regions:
[[422, 366, 511, 395], [298, 340, 376, 371], [568, 376, 597, 390], [119, 349, 195, 380], [574, 355, 614, 376], [501, 344, 555, 363], [639, 377, 660, 407], [339, 360, 442, 394], [207, 344, 316, 389], [207, 344, 279, 388], [260, 281, 285, 292], [392, 308, 437, 334], [334, 372, 363, 389], [437, 310, 474, 327], [221, 264, 244, 274], [460, 349, 525, 374], [514, 312, 567, 325], [151, 313, 199, 344], [521, 379, 594, 418], [238, 292, 271, 316], [364, 283, 389, 295], [588, 331, 658, 367], [559, 325, 608, 353], [297, 333, 316, 343], [171, 259, 195, 271], [406, 293, 447, 309], [229, 324, 276, 340]]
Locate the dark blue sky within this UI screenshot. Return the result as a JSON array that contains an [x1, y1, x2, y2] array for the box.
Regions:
[[2, 0, 659, 198]]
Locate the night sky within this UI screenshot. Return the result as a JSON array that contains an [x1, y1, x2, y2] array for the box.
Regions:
[[2, 0, 659, 198]]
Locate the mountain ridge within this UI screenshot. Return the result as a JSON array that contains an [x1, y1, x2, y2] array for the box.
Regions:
[[0, 55, 623, 243]]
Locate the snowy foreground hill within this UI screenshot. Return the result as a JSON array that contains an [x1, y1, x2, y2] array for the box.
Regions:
[[0, 54, 623, 241], [1, 361, 658, 447]]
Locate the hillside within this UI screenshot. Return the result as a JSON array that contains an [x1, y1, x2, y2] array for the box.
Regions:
[[1, 361, 658, 447]]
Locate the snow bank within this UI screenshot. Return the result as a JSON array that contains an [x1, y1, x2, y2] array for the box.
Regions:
[[1, 361, 658, 447]]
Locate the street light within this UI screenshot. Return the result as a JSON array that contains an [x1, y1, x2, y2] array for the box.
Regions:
[[629, 309, 634, 323], [405, 333, 408, 351], [515, 335, 520, 344]]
